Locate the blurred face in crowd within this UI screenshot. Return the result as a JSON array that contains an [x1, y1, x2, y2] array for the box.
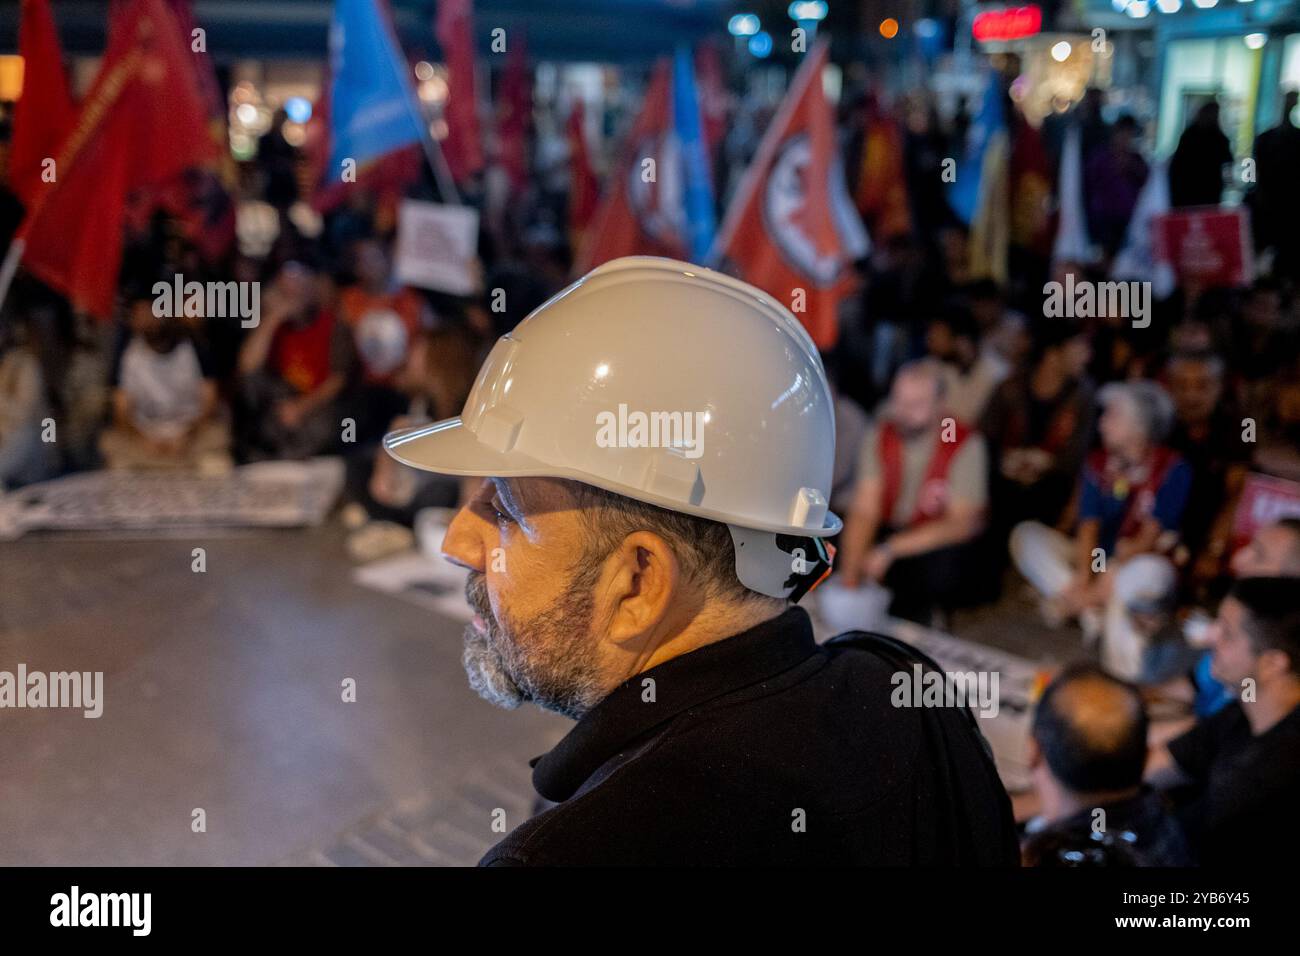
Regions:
[[1232, 524, 1300, 578], [354, 240, 390, 291], [1208, 596, 1256, 688], [1168, 357, 1222, 426], [442, 477, 612, 718], [1062, 334, 1092, 379], [1170, 321, 1214, 353], [970, 296, 1002, 332], [1098, 391, 1147, 456], [889, 367, 943, 438], [1243, 289, 1282, 329], [905, 101, 932, 135], [926, 320, 956, 361], [129, 302, 182, 354], [275, 263, 318, 323]]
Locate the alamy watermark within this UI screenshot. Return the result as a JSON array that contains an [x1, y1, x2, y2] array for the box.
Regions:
[[891, 664, 1000, 718], [153, 273, 260, 328], [0, 665, 103, 718], [1043, 276, 1151, 329], [595, 404, 707, 459], [50, 886, 150, 936]]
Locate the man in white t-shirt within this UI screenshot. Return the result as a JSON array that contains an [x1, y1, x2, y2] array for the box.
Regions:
[[99, 299, 231, 471]]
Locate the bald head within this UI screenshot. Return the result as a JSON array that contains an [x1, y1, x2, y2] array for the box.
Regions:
[[1032, 665, 1148, 796]]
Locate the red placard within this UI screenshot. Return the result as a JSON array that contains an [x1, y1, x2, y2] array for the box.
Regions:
[[972, 6, 1043, 43], [1231, 473, 1300, 551], [1154, 206, 1254, 288]]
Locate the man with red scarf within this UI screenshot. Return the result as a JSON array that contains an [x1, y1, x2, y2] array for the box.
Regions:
[[839, 359, 989, 625]]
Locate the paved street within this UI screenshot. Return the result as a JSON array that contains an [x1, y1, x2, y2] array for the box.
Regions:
[[0, 525, 568, 866]]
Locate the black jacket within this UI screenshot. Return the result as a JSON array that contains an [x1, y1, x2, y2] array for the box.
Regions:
[[480, 607, 1019, 865]]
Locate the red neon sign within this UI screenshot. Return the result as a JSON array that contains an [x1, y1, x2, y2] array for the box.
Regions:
[[972, 5, 1043, 42]]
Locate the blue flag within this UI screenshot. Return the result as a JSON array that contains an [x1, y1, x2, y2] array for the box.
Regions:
[[328, 0, 427, 173], [947, 72, 1005, 226], [673, 47, 716, 264]]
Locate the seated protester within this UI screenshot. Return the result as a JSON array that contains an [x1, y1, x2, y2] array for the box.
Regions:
[[337, 237, 431, 442], [1012, 381, 1192, 680], [924, 307, 1010, 425], [0, 314, 58, 489], [838, 359, 988, 624], [1152, 519, 1300, 720], [1147, 577, 1300, 866], [99, 298, 231, 472], [1250, 352, 1300, 483], [236, 261, 356, 462], [1023, 664, 1193, 866], [1164, 351, 1251, 590], [982, 321, 1095, 529]]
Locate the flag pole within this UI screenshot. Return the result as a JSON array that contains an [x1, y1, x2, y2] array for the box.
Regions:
[[0, 239, 25, 319], [421, 131, 461, 207]]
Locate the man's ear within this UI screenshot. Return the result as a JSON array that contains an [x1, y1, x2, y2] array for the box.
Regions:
[[1258, 648, 1292, 683], [599, 530, 681, 645]]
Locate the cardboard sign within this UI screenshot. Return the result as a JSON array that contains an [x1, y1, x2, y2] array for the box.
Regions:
[[1154, 206, 1253, 288], [1231, 472, 1300, 551], [393, 200, 481, 296]]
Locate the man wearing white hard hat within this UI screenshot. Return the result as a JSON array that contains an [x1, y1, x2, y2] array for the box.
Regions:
[[385, 257, 1017, 866]]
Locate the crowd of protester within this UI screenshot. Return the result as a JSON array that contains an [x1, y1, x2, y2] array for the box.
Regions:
[[1, 74, 1298, 869]]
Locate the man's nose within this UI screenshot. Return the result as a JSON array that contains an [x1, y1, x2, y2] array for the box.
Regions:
[[442, 505, 487, 573]]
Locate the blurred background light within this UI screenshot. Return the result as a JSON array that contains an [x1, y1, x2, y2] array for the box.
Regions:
[[728, 13, 761, 36], [283, 96, 312, 124], [787, 1, 829, 21]]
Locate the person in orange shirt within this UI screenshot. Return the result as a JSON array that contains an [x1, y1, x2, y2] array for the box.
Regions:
[[337, 238, 431, 443]]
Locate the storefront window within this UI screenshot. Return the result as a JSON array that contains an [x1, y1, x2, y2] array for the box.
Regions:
[[1158, 36, 1262, 158]]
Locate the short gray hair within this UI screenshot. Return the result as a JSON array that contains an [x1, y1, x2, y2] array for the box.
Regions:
[[1098, 380, 1175, 442], [563, 480, 769, 604]]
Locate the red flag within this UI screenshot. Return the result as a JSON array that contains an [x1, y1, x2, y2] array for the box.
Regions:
[[17, 0, 215, 318], [574, 61, 685, 273], [854, 95, 912, 242], [497, 37, 532, 196], [694, 41, 727, 158], [709, 42, 868, 350], [9, 0, 75, 206], [435, 0, 484, 183], [567, 101, 599, 244]]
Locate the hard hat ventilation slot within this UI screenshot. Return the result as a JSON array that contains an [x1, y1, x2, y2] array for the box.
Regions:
[[476, 406, 525, 454], [789, 486, 828, 530], [643, 452, 705, 507]]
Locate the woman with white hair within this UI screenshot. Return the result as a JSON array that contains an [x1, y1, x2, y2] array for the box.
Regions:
[[1011, 380, 1193, 679]]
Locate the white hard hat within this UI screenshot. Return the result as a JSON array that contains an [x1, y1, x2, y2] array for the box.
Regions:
[[384, 256, 840, 600]]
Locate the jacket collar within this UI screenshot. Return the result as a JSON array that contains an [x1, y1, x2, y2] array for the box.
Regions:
[[531, 606, 819, 802]]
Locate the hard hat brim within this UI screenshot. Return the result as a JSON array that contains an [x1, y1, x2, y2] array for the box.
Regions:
[[383, 417, 843, 539]]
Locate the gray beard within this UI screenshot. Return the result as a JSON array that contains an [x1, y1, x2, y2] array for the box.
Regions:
[[461, 571, 605, 720]]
